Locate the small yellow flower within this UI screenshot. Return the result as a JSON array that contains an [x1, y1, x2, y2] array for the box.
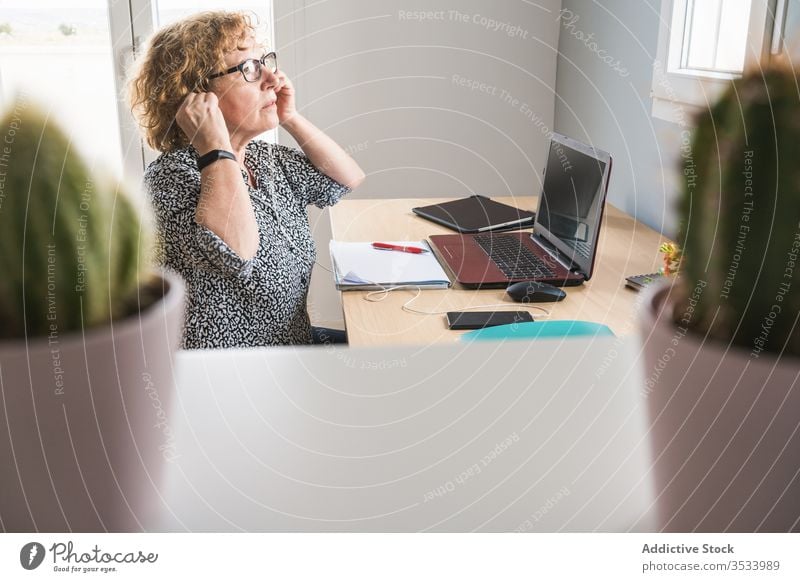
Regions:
[[659, 242, 681, 276]]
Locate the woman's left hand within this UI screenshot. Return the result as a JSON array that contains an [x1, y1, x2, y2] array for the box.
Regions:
[[274, 70, 297, 125]]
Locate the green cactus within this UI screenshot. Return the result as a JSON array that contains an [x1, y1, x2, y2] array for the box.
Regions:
[[675, 64, 800, 357], [0, 97, 152, 339]]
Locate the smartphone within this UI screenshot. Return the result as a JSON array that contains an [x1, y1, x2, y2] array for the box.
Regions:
[[446, 311, 534, 330]]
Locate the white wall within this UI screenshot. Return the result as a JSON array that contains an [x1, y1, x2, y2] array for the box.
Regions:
[[275, 0, 563, 326], [553, 0, 685, 239]]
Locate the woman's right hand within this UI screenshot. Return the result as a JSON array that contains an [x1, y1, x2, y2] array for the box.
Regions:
[[176, 92, 233, 154]]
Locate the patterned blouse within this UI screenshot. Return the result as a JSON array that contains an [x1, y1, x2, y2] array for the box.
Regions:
[[144, 141, 350, 349]]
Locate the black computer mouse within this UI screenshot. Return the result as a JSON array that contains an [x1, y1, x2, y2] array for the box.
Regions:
[[506, 281, 566, 303]]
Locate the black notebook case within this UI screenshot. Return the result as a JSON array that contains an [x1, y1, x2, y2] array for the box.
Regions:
[[412, 195, 535, 234]]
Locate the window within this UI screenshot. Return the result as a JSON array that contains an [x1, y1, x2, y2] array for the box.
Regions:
[[0, 0, 273, 183], [651, 0, 787, 124], [680, 0, 752, 75], [0, 0, 125, 176]]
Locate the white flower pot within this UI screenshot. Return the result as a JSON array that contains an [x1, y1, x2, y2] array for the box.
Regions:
[[0, 272, 184, 532], [640, 281, 800, 532]]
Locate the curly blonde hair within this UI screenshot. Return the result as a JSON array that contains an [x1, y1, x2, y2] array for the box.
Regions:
[[128, 11, 262, 152]]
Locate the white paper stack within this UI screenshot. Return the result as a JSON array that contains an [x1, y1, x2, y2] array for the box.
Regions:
[[329, 241, 451, 290]]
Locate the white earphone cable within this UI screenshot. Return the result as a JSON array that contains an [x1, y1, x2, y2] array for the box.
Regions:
[[363, 284, 551, 317]]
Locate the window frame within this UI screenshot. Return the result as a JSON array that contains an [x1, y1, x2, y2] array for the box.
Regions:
[[651, 0, 784, 125], [109, 0, 156, 182]]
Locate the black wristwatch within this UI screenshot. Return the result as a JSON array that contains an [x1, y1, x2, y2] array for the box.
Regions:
[[197, 149, 236, 172]]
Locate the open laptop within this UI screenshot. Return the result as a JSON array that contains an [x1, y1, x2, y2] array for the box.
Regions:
[[429, 133, 612, 288]]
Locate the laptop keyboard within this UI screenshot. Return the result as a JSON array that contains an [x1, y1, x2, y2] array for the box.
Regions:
[[473, 234, 557, 280]]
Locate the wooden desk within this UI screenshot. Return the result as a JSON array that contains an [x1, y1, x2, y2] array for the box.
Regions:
[[330, 197, 667, 347]]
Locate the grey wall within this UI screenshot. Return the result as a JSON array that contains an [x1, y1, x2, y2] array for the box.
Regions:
[[278, 0, 562, 198], [553, 0, 684, 238], [276, 0, 563, 326]]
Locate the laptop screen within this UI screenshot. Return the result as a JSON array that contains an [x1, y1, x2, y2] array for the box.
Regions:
[[534, 134, 612, 279]]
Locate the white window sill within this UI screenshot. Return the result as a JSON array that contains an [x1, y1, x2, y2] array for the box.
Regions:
[[667, 68, 740, 82], [650, 60, 735, 126]]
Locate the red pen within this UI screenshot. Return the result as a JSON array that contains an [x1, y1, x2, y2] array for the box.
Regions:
[[372, 242, 429, 254]]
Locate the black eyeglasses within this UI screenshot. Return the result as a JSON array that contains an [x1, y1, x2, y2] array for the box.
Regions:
[[207, 52, 277, 83]]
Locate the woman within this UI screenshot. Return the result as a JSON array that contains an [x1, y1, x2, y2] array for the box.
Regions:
[[129, 11, 364, 349]]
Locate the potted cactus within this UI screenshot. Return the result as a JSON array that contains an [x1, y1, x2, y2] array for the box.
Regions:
[[640, 64, 800, 532], [0, 98, 184, 532]]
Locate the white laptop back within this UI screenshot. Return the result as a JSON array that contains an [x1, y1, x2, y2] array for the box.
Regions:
[[159, 337, 655, 532]]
